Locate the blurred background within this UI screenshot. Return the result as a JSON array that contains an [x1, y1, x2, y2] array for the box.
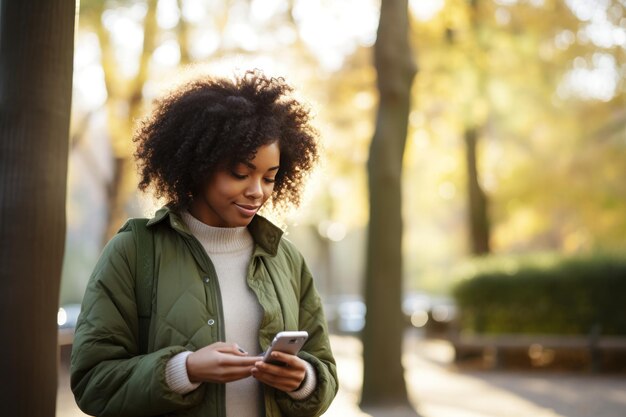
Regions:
[[62, 0, 626, 307], [57, 0, 626, 416]]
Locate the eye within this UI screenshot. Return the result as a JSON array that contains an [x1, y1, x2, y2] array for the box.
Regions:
[[231, 172, 247, 180], [264, 177, 276, 184]]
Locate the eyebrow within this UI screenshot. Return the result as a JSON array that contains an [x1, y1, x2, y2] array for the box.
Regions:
[[243, 161, 280, 171]]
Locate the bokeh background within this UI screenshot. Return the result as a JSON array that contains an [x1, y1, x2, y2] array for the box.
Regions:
[[57, 0, 625, 416], [63, 0, 625, 307]]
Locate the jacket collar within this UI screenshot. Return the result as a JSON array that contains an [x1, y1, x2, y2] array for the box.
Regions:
[[147, 205, 283, 257]]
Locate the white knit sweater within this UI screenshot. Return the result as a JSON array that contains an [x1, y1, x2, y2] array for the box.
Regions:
[[164, 212, 316, 416]]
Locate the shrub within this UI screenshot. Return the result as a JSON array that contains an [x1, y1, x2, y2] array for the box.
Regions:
[[452, 255, 626, 335]]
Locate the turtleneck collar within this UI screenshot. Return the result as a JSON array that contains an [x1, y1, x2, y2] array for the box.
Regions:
[[180, 211, 253, 254], [148, 205, 284, 256]]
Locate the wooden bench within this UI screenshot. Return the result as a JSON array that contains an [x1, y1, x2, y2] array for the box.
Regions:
[[450, 333, 626, 372]]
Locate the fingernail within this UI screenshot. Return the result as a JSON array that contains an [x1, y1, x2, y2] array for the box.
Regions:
[[238, 347, 246, 353]]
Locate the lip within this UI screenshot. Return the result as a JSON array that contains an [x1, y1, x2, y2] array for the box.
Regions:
[[234, 203, 260, 217]]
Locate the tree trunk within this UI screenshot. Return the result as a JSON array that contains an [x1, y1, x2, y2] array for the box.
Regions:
[[465, 0, 491, 256], [465, 127, 490, 254], [361, 0, 417, 412], [0, 1, 75, 415], [177, 0, 191, 66], [101, 0, 158, 243]]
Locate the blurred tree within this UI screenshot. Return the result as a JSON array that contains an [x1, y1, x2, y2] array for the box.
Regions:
[[463, 0, 491, 255], [0, 0, 75, 415], [480, 0, 626, 253], [361, 0, 417, 414], [404, 0, 625, 267], [98, 0, 158, 243], [176, 0, 191, 66]]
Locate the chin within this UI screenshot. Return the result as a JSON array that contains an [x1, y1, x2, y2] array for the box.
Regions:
[[227, 216, 255, 228]]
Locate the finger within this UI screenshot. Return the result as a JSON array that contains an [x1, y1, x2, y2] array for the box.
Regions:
[[216, 343, 248, 355], [214, 365, 256, 383], [267, 352, 306, 370], [253, 360, 284, 375], [251, 367, 302, 392], [254, 359, 305, 381], [252, 362, 298, 381], [209, 341, 230, 350], [218, 355, 260, 367]]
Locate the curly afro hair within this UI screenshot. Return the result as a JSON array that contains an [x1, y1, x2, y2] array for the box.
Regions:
[[134, 70, 319, 211]]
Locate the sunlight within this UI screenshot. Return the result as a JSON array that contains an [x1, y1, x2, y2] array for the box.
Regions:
[[566, 0, 611, 22], [224, 2, 260, 51], [73, 33, 107, 109], [73, 64, 108, 109], [318, 221, 348, 242], [250, 0, 286, 23], [227, 21, 260, 51], [438, 182, 456, 200], [412, 129, 431, 150], [557, 52, 618, 101], [353, 91, 376, 110], [275, 26, 298, 46], [152, 39, 181, 67], [191, 31, 220, 59], [101, 7, 145, 78], [555, 30, 576, 50], [292, 0, 378, 71], [494, 0, 519, 6], [409, 0, 444, 21], [147, 56, 290, 103], [495, 7, 512, 25], [584, 13, 626, 47], [566, 0, 626, 48], [181, 0, 206, 24], [57, 308, 67, 326], [157, 0, 180, 30]]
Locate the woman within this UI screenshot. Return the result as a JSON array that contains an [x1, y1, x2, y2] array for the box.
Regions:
[[70, 70, 338, 417]]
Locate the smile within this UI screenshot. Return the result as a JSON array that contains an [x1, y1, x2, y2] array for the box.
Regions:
[[234, 203, 260, 217]]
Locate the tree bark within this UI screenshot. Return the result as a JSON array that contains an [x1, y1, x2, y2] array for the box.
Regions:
[[361, 0, 417, 411], [0, 1, 75, 415]]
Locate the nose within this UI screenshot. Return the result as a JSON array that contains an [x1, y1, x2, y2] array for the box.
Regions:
[[244, 178, 263, 200]]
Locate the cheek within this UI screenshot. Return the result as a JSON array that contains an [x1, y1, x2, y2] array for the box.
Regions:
[[209, 177, 239, 200], [263, 184, 276, 200]]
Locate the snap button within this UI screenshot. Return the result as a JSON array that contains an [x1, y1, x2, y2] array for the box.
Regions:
[[207, 319, 215, 325], [202, 276, 210, 283]]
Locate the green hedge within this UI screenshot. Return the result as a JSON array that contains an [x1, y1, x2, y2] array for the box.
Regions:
[[452, 255, 626, 335]]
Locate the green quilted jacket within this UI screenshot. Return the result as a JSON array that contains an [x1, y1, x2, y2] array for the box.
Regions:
[[70, 207, 338, 417]]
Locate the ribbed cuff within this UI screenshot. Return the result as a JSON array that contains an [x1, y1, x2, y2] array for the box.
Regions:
[[287, 361, 317, 400], [165, 351, 201, 395]]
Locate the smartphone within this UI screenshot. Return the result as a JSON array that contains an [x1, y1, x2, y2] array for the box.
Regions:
[[263, 331, 309, 366]]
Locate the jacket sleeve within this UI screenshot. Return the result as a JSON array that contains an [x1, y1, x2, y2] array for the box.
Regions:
[[70, 231, 204, 417], [274, 252, 339, 417]]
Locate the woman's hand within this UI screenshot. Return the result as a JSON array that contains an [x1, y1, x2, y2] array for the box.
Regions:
[[186, 342, 260, 383], [251, 352, 307, 392]]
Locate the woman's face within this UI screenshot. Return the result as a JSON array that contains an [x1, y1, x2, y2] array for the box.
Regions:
[[190, 141, 280, 227]]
